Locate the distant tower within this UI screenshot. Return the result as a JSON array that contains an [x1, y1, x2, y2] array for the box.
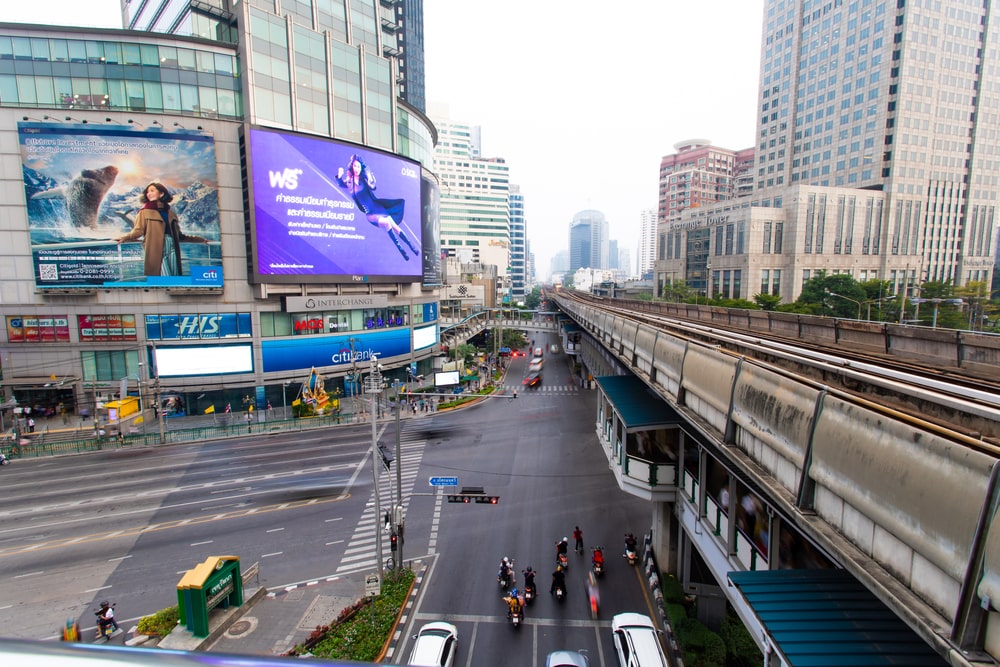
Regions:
[[638, 208, 656, 278], [569, 210, 609, 271]]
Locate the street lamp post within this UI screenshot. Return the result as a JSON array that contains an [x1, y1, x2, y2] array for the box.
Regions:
[[826, 291, 862, 320], [137, 362, 146, 435], [705, 262, 712, 302], [365, 356, 385, 577], [865, 296, 896, 322], [282, 381, 290, 420]]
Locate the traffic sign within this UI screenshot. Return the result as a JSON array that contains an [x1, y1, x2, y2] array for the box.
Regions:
[[365, 573, 381, 597], [429, 476, 459, 487]]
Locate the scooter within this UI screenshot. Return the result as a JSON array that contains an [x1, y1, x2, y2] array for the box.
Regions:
[[556, 551, 569, 571], [498, 558, 515, 589], [523, 581, 536, 605], [624, 535, 638, 566], [0, 453, 9, 465], [510, 609, 522, 629], [592, 547, 605, 577], [93, 603, 119, 642], [553, 583, 566, 602]]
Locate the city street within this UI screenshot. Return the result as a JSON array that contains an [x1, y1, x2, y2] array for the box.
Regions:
[[0, 327, 655, 664]]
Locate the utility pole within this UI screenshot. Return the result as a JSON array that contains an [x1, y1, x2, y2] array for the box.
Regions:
[[365, 355, 385, 577], [150, 343, 165, 444], [392, 379, 403, 569]]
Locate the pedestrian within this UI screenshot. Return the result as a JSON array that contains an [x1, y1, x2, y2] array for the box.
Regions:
[[28, 417, 35, 433], [419, 398, 425, 412], [573, 526, 584, 554], [246, 411, 253, 432]]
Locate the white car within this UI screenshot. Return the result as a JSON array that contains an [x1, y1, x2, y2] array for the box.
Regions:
[[611, 613, 669, 667], [408, 621, 458, 667]]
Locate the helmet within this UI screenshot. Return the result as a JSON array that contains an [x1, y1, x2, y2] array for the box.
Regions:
[[99, 601, 109, 607], [526, 566, 533, 572], [563, 537, 568, 542], [511, 587, 518, 597], [502, 557, 509, 565]]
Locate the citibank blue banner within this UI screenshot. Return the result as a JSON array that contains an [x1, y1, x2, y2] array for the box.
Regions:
[[262, 328, 411, 373]]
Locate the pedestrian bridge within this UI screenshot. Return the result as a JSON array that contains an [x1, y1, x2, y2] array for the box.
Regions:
[[553, 292, 1000, 667]]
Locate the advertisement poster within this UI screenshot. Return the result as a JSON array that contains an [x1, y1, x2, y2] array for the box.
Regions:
[[421, 172, 442, 286], [245, 126, 423, 283], [18, 122, 223, 289]]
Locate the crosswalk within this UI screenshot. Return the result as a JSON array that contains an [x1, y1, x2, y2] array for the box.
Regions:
[[502, 384, 581, 394], [336, 430, 428, 574]]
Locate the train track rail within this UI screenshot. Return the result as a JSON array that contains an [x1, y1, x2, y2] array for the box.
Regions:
[[559, 291, 1000, 445]]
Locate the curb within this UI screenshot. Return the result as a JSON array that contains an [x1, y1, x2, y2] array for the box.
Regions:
[[157, 585, 269, 652]]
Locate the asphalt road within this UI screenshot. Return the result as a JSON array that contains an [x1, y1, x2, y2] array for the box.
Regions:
[[0, 325, 656, 666]]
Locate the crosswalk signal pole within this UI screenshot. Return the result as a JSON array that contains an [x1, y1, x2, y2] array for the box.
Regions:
[[394, 383, 403, 569]]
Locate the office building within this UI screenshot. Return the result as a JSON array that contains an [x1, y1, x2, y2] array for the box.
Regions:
[[508, 185, 527, 302], [638, 208, 656, 279], [0, 1, 440, 422], [656, 0, 997, 304], [569, 210, 609, 272], [431, 112, 511, 277]]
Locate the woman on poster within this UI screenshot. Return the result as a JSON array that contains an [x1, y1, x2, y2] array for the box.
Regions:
[[336, 154, 418, 261], [116, 182, 208, 276]]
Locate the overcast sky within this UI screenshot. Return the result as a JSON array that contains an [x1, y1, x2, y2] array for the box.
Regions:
[[10, 0, 766, 277]]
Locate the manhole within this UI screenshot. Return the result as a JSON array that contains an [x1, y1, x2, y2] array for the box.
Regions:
[[225, 616, 258, 639]]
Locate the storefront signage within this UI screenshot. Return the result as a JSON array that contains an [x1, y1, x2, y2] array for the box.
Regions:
[[284, 295, 389, 311]]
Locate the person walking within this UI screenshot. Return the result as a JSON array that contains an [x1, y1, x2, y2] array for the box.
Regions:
[[573, 526, 584, 555]]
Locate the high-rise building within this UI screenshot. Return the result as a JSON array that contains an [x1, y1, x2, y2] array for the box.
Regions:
[[569, 210, 609, 272], [608, 239, 619, 270], [656, 1, 996, 303], [754, 0, 996, 287], [638, 208, 656, 279], [658, 139, 750, 224], [431, 112, 511, 274], [509, 184, 527, 301]]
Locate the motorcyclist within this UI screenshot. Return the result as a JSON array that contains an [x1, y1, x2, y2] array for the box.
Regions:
[[498, 557, 513, 585], [624, 533, 638, 555], [522, 566, 536, 592], [504, 587, 524, 618], [550, 565, 566, 595], [592, 546, 605, 569], [586, 571, 600, 617], [94, 601, 118, 637], [556, 537, 569, 557]]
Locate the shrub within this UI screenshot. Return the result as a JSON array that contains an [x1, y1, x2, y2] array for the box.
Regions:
[[137, 606, 179, 636], [288, 568, 415, 662], [721, 609, 762, 666]]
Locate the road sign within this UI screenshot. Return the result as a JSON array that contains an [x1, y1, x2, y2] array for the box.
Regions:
[[365, 573, 381, 597], [429, 476, 459, 487]]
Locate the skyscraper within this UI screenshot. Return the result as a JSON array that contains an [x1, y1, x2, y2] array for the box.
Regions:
[[431, 112, 511, 273], [509, 184, 527, 301], [755, 0, 997, 287], [638, 208, 656, 279], [569, 210, 609, 272]]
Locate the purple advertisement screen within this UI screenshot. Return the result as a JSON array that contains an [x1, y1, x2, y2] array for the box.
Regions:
[[246, 127, 422, 282]]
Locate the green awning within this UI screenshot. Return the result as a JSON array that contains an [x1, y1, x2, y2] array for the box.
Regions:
[[728, 569, 948, 666], [594, 375, 680, 429]]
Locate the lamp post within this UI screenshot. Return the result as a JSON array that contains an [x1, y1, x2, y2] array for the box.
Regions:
[[282, 381, 291, 420], [365, 355, 385, 577], [865, 296, 895, 322], [826, 291, 862, 320], [705, 262, 712, 302], [137, 362, 146, 435]]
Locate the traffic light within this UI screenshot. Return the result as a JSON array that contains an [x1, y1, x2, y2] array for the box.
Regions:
[[446, 486, 499, 504], [390, 532, 398, 551]]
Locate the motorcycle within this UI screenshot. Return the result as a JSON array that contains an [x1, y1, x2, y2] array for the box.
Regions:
[[624, 534, 638, 566], [93, 602, 119, 641], [523, 582, 536, 605], [0, 453, 9, 465], [510, 609, 522, 629], [591, 547, 604, 577], [553, 583, 566, 602], [586, 572, 600, 620], [498, 558, 515, 589], [556, 551, 569, 571]]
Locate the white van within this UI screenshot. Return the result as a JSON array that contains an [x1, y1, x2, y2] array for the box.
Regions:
[[611, 613, 669, 667]]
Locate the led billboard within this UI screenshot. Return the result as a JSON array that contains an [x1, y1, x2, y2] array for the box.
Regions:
[[242, 126, 423, 284], [18, 122, 222, 289]]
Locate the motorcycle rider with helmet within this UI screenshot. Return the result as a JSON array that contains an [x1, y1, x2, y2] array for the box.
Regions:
[[550, 564, 566, 595], [504, 587, 524, 618]]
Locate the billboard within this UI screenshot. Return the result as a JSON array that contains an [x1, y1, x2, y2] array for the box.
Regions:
[[18, 122, 222, 289], [153, 344, 254, 378], [421, 171, 442, 286], [260, 328, 411, 374], [243, 126, 424, 284]]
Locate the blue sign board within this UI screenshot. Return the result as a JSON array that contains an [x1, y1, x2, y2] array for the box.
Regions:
[[429, 476, 459, 487]]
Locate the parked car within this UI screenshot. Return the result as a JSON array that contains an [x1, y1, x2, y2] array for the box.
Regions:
[[408, 621, 458, 667], [546, 650, 589, 667], [611, 613, 669, 667]]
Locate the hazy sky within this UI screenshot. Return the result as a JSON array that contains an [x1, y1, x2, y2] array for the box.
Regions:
[[10, 0, 766, 277]]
